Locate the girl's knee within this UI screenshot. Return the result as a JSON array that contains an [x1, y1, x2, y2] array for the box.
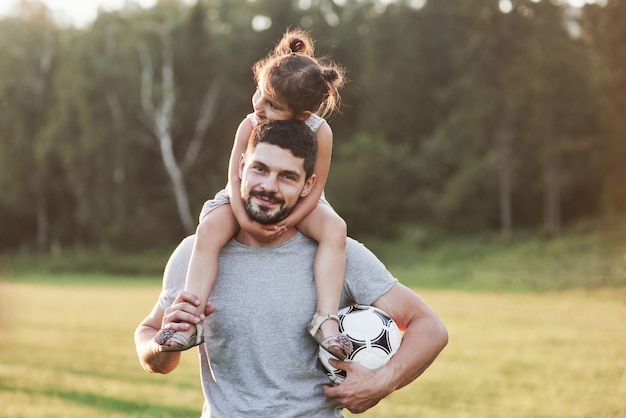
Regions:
[[333, 215, 347, 235], [323, 214, 347, 243], [195, 216, 215, 238], [195, 210, 237, 249]]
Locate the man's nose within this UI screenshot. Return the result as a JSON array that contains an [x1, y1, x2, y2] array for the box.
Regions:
[[261, 174, 279, 191]]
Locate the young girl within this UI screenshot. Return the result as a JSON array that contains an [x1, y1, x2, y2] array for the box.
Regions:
[[154, 29, 353, 360]]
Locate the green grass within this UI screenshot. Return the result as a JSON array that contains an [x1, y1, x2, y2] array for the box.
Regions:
[[0, 280, 201, 418], [348, 288, 626, 418], [2, 250, 169, 277], [1, 223, 624, 416], [1, 281, 624, 417], [5, 221, 623, 292], [365, 223, 625, 291]]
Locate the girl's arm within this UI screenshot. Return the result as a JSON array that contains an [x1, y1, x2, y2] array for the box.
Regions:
[[227, 119, 255, 231], [280, 121, 333, 229]]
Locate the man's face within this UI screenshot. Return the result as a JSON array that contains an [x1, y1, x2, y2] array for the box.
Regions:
[[240, 142, 315, 225]]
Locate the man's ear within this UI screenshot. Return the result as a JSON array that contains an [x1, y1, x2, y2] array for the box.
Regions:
[[295, 111, 312, 121], [300, 174, 316, 198], [238, 153, 245, 179]]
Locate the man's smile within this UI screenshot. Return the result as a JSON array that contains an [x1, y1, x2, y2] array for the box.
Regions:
[[249, 189, 284, 209]]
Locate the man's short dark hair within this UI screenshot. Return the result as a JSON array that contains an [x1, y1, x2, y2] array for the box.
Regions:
[[247, 120, 318, 179]]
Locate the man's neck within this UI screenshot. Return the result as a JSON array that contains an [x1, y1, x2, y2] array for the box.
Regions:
[[234, 227, 298, 247]]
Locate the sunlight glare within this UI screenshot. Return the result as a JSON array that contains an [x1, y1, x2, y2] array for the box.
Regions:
[[252, 15, 272, 32], [499, 0, 513, 13]]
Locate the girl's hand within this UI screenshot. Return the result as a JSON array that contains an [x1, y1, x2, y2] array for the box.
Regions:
[[241, 221, 288, 242]]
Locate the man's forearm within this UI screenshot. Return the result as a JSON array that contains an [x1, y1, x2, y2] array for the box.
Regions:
[[322, 306, 448, 414], [370, 284, 448, 392], [384, 312, 448, 392], [134, 325, 181, 374]]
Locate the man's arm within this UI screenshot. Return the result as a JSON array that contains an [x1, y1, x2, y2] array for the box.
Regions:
[[134, 291, 210, 374], [323, 282, 448, 413], [135, 302, 182, 374], [134, 235, 211, 374]]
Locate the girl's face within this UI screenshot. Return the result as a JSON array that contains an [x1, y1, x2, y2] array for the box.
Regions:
[[252, 79, 295, 122]]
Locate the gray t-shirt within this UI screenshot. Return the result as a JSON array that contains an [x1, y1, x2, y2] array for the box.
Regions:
[[160, 232, 397, 418]]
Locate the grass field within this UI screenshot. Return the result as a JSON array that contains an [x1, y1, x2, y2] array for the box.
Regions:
[[1, 278, 624, 417]]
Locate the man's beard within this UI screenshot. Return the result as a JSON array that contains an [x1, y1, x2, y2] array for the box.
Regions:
[[243, 189, 292, 225]]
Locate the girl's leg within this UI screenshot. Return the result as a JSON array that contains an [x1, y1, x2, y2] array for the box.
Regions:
[[159, 204, 239, 347], [298, 204, 349, 356]]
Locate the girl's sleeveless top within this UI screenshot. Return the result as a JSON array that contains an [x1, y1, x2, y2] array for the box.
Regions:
[[246, 112, 325, 132]]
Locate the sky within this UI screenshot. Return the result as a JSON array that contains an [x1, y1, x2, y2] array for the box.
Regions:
[[0, 0, 158, 27], [0, 0, 604, 27]]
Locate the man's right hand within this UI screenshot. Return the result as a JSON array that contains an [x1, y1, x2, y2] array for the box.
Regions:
[[134, 292, 215, 375]]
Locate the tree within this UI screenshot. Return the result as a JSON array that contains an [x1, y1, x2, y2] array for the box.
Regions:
[[583, 0, 626, 216], [0, 0, 620, 250], [136, 3, 221, 234], [0, 4, 60, 250], [47, 12, 145, 249], [524, 1, 600, 236]]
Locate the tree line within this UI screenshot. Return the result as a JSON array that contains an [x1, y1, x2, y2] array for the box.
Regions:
[[0, 0, 624, 253]]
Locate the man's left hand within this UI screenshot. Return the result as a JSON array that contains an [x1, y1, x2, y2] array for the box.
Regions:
[[322, 358, 394, 413]]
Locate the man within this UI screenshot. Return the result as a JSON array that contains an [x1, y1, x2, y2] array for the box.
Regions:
[[135, 120, 448, 417]]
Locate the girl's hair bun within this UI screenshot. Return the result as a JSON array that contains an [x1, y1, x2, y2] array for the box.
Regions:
[[322, 68, 339, 83], [290, 38, 306, 54]]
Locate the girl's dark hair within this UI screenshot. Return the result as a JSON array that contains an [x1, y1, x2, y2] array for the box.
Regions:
[[252, 28, 346, 118]]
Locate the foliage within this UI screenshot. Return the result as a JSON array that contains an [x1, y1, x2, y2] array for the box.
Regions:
[[0, 0, 624, 252]]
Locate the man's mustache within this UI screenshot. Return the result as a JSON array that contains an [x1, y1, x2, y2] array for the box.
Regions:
[[249, 189, 285, 205]]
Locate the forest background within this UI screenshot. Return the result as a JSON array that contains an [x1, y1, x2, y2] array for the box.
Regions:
[[2, 3, 624, 415], [0, 0, 624, 263]]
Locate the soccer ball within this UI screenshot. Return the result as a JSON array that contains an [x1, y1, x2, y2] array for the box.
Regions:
[[318, 305, 403, 384]]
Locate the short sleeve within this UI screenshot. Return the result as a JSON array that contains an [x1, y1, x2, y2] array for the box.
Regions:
[[342, 238, 397, 306], [158, 235, 194, 310], [199, 189, 231, 222]]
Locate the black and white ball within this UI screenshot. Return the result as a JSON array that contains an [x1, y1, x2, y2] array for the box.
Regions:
[[318, 305, 403, 384]]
